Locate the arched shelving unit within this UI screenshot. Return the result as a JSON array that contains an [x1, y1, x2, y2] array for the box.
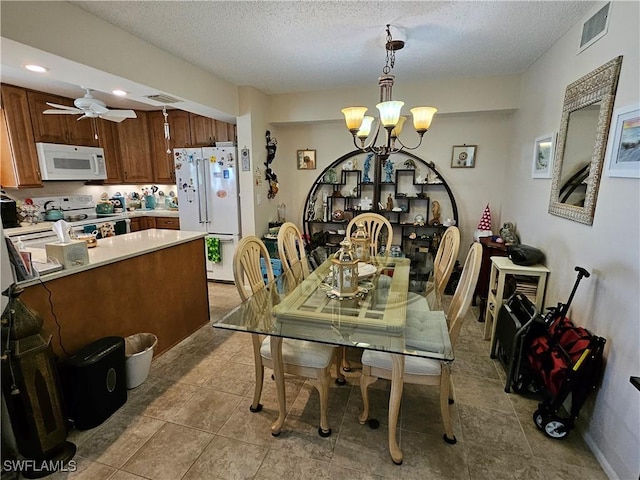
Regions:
[[302, 150, 459, 285]]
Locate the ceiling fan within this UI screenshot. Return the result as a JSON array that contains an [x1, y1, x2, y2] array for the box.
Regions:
[[43, 88, 137, 123]]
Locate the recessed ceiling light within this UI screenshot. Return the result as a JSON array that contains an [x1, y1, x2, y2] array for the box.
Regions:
[[112, 89, 128, 96], [24, 64, 48, 73]]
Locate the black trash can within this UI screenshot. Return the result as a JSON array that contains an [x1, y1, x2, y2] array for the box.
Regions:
[[60, 336, 127, 430]]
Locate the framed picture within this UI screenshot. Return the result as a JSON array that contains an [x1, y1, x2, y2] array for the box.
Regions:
[[532, 133, 556, 178], [451, 145, 476, 168], [605, 104, 640, 178], [297, 149, 316, 170]]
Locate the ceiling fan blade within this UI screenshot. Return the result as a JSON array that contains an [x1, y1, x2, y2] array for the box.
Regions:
[[98, 113, 129, 123], [43, 109, 83, 115], [45, 102, 80, 111], [100, 110, 137, 121]]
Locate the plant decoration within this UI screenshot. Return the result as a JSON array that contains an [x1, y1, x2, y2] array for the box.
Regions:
[[265, 130, 279, 199], [403, 158, 416, 169]]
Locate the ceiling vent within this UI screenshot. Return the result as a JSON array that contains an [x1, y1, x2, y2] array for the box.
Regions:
[[578, 2, 611, 54], [144, 93, 181, 104]]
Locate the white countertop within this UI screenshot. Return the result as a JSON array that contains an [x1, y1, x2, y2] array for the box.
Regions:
[[4, 209, 180, 236], [17, 229, 205, 287]]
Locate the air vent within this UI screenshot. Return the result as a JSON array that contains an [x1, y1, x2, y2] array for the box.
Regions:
[[579, 2, 610, 53], [144, 94, 181, 104]]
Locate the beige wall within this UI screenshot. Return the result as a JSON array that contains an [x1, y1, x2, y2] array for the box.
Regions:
[[2, 2, 638, 476], [502, 2, 639, 478]]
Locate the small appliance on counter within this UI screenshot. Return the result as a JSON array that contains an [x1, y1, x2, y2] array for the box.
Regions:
[[1, 195, 19, 228]]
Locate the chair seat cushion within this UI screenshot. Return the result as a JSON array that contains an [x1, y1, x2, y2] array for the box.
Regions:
[[361, 350, 442, 376], [260, 337, 335, 368]]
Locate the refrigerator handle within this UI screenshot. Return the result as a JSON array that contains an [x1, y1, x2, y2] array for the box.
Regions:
[[195, 157, 203, 224], [202, 157, 210, 223]]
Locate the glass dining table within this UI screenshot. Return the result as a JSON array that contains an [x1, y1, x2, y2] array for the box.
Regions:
[[213, 255, 452, 464]]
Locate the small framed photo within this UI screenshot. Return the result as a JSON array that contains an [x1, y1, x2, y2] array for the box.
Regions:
[[451, 145, 477, 168], [605, 104, 640, 178], [297, 149, 316, 170], [532, 133, 556, 178]]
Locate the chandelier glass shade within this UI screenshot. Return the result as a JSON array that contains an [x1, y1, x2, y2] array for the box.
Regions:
[[342, 25, 437, 155]]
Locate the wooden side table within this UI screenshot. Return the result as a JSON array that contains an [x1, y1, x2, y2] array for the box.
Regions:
[[484, 257, 550, 344], [473, 237, 508, 321]]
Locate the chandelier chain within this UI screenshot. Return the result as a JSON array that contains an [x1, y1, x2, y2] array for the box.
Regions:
[[383, 24, 395, 74]]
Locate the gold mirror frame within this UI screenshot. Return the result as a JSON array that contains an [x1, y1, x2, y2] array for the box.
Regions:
[[548, 56, 623, 225]]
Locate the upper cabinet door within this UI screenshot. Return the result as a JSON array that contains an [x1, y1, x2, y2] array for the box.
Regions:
[[1, 85, 42, 188], [215, 120, 229, 143], [27, 91, 98, 146], [28, 91, 69, 144], [96, 119, 123, 184], [117, 111, 153, 183], [148, 110, 174, 183], [169, 110, 192, 148], [189, 113, 215, 146]]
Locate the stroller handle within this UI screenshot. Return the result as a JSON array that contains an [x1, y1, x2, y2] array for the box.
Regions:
[[575, 266, 590, 279]]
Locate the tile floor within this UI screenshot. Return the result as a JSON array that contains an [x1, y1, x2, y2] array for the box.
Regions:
[[54, 282, 606, 480]]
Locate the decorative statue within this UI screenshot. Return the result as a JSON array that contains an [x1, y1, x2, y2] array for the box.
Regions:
[[386, 193, 394, 211], [306, 196, 316, 221], [403, 158, 416, 169], [500, 222, 520, 245], [264, 131, 279, 199], [429, 200, 441, 225], [384, 158, 394, 183], [363, 153, 373, 183]]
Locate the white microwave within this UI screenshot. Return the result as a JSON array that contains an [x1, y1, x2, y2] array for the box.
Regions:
[[35, 143, 107, 181]]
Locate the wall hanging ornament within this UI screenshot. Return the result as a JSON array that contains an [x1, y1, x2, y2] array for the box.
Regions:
[[265, 131, 279, 199]]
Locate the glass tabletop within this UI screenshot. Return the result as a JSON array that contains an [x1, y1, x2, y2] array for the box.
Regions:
[[213, 255, 453, 361]]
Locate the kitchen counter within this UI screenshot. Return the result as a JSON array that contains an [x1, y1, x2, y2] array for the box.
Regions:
[[18, 229, 210, 358], [4, 209, 180, 236], [17, 229, 205, 287]]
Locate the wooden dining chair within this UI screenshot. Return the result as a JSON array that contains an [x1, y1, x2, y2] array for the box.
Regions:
[[277, 222, 310, 289], [359, 242, 482, 445], [341, 213, 394, 371], [346, 212, 394, 257], [421, 226, 461, 310], [233, 235, 337, 437]]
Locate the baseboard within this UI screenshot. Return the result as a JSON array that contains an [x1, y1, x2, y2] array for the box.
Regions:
[[581, 428, 619, 480]]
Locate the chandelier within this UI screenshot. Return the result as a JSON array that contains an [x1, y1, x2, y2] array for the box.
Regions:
[[341, 24, 437, 156]]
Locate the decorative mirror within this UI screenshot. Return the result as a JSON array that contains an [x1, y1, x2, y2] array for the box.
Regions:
[[548, 56, 623, 225]]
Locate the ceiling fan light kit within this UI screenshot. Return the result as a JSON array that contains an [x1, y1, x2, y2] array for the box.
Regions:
[[342, 24, 437, 155], [43, 88, 137, 123]]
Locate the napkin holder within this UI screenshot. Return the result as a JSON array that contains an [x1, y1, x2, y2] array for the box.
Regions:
[[45, 240, 89, 269]]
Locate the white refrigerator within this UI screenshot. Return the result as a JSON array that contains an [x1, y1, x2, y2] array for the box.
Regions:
[[174, 146, 240, 281]]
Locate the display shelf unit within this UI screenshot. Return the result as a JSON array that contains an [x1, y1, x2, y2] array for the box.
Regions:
[[302, 150, 458, 284], [484, 256, 550, 349]]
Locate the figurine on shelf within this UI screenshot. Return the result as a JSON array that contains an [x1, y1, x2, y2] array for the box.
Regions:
[[384, 158, 394, 183], [403, 158, 416, 169], [363, 153, 373, 182], [306, 196, 316, 221], [499, 222, 520, 245], [429, 200, 441, 225], [386, 194, 394, 211]]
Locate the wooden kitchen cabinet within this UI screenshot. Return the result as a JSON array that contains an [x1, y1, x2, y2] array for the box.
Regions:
[[129, 216, 158, 232], [28, 91, 98, 146], [189, 113, 215, 146], [215, 120, 229, 143], [155, 217, 180, 230], [148, 110, 192, 183], [117, 111, 153, 183], [0, 85, 43, 188], [96, 119, 123, 184]]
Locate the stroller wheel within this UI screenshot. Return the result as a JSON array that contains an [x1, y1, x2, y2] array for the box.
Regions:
[[533, 410, 544, 430], [542, 415, 569, 439]]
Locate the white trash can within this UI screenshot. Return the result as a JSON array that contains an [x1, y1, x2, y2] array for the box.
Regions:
[[124, 333, 157, 389]]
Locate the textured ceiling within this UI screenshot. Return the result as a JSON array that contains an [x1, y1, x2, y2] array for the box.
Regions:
[[68, 0, 596, 95]]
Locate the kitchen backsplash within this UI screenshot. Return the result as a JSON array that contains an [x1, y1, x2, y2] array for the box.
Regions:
[[6, 182, 177, 207]]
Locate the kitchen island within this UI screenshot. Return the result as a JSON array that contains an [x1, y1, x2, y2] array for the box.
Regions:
[[17, 229, 210, 359]]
